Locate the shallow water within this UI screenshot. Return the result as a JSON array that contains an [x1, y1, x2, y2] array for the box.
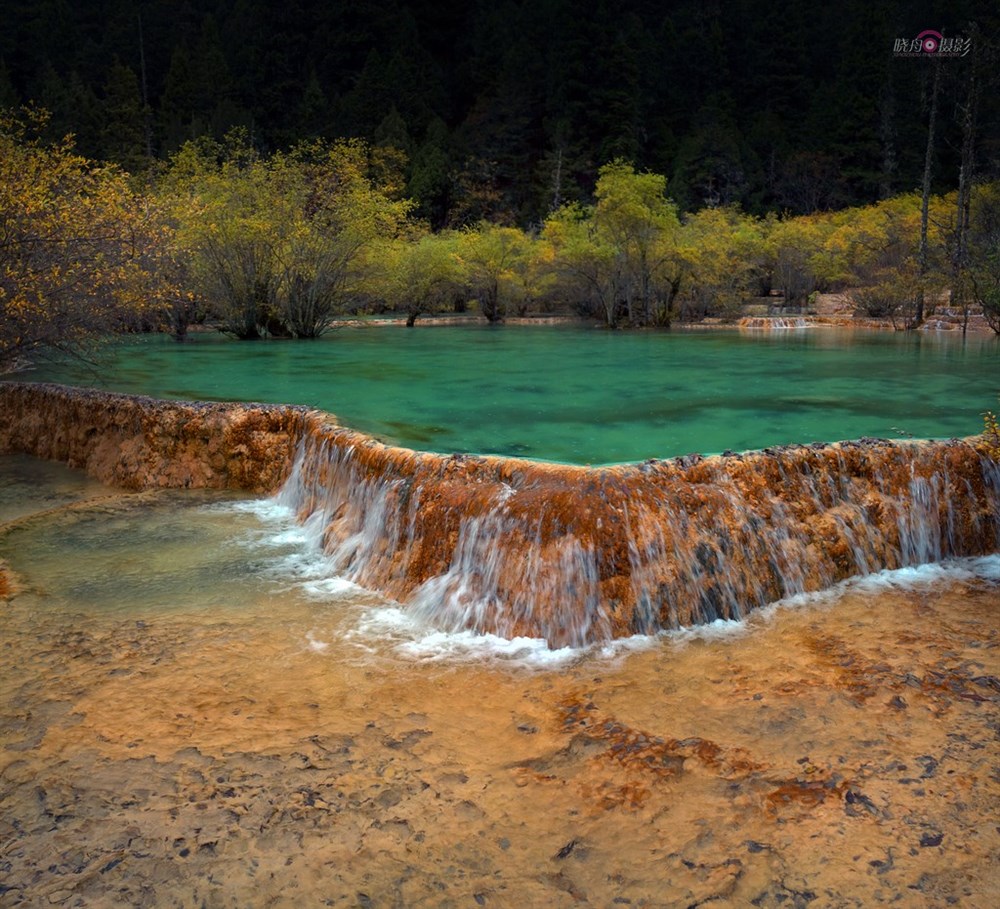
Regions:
[[24, 325, 999, 463], [2, 454, 999, 907]]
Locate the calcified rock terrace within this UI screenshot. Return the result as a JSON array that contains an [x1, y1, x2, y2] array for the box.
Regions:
[[1, 382, 997, 646]]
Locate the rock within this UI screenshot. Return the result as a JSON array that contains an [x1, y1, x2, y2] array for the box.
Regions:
[[555, 839, 578, 859], [0, 383, 306, 493], [917, 756, 939, 778], [844, 789, 880, 818]]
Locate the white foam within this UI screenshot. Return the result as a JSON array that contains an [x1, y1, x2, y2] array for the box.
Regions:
[[400, 630, 580, 666], [264, 527, 311, 546], [222, 498, 297, 523], [250, 551, 329, 584], [205, 498, 312, 554], [763, 554, 1000, 618], [211, 497, 347, 586], [965, 554, 1000, 580], [591, 633, 663, 661], [343, 605, 659, 670], [353, 605, 413, 632], [302, 577, 364, 598], [344, 605, 579, 667], [666, 617, 750, 646], [305, 631, 330, 653]]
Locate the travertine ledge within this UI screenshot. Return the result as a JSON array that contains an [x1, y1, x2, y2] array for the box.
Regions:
[[2, 381, 998, 644], [0, 383, 309, 492]]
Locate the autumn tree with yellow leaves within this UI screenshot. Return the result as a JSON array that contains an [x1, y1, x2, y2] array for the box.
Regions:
[[0, 111, 171, 368], [543, 162, 684, 328], [375, 231, 465, 326], [160, 133, 413, 339], [455, 223, 533, 324]]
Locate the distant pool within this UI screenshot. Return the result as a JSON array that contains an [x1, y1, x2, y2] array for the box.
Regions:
[[24, 325, 999, 464]]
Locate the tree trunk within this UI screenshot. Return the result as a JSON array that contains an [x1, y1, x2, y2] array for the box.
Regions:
[[483, 280, 503, 323], [952, 30, 980, 336], [916, 59, 941, 327], [660, 275, 682, 327], [878, 71, 897, 199], [639, 250, 651, 326]]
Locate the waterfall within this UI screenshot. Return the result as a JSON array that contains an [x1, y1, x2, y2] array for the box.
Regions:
[[2, 383, 997, 648], [276, 415, 1000, 646], [738, 316, 812, 330]]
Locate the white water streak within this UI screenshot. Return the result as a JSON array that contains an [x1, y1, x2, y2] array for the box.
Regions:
[[271, 431, 1000, 645]]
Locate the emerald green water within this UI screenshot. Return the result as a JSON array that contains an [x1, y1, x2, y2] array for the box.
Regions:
[[24, 325, 999, 464]]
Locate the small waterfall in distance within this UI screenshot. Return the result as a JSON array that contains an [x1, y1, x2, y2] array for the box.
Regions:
[[277, 414, 1000, 648], [738, 316, 812, 330]]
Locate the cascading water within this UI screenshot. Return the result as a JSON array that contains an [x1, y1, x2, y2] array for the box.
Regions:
[[275, 424, 616, 645], [738, 316, 812, 329], [2, 383, 997, 648], [275, 413, 1000, 647]]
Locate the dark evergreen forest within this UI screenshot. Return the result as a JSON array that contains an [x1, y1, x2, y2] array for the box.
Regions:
[[2, 0, 998, 227]]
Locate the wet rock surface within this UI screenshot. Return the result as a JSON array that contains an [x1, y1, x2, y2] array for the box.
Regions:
[[281, 414, 999, 645], [1, 462, 998, 907], [0, 383, 308, 493]]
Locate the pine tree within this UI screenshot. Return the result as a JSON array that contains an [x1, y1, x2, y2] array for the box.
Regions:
[[159, 46, 200, 152], [409, 117, 452, 227], [0, 60, 19, 109], [100, 60, 147, 171]]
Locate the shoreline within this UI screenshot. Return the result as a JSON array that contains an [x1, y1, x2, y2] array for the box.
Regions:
[[173, 307, 998, 336]]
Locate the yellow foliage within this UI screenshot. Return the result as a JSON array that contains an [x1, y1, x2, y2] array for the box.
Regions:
[[0, 110, 174, 365], [156, 135, 415, 337], [983, 410, 1000, 459]]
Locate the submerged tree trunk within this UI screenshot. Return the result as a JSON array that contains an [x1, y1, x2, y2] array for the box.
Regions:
[[482, 280, 503, 323], [169, 298, 191, 342]]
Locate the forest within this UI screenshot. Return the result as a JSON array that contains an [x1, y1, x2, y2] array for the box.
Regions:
[[2, 0, 1000, 366], [3, 105, 999, 370], [2, 0, 999, 226]]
